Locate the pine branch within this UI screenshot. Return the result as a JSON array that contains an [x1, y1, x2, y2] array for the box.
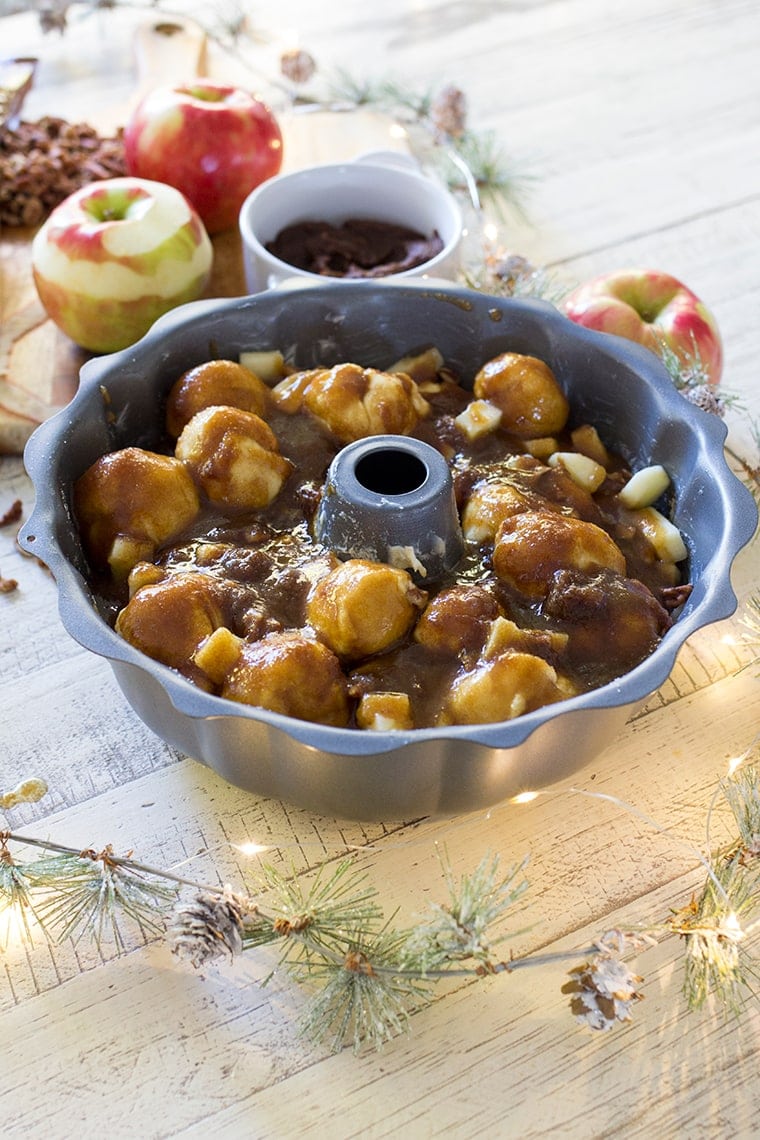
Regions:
[[2, 746, 760, 1051], [25, 847, 178, 950], [0, 842, 50, 949], [672, 765, 760, 1011], [402, 851, 529, 973], [297, 926, 432, 1054]]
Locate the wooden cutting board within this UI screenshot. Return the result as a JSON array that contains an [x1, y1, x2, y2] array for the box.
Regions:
[[0, 17, 407, 455]]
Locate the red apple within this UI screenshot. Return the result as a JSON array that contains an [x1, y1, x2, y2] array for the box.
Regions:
[[32, 177, 213, 354], [124, 81, 284, 234], [562, 269, 723, 386]]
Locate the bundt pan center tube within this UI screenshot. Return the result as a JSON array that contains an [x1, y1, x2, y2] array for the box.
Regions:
[[315, 434, 464, 581], [19, 281, 758, 820]]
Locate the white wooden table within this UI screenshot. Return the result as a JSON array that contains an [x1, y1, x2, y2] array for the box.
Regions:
[[1, 2, 759, 1135]]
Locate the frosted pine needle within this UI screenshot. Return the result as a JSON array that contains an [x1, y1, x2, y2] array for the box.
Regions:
[[26, 846, 177, 951], [721, 765, 760, 855], [0, 842, 46, 949], [298, 927, 431, 1054], [656, 335, 713, 392], [402, 851, 529, 972], [242, 858, 383, 961], [676, 767, 760, 1011], [738, 597, 760, 662], [677, 867, 752, 1013]]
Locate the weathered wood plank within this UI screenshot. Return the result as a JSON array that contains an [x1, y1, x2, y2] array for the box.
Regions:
[[1, 0, 759, 1133]]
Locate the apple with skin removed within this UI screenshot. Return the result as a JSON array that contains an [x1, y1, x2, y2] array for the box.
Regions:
[[562, 269, 723, 386], [124, 81, 283, 234], [32, 177, 213, 355]]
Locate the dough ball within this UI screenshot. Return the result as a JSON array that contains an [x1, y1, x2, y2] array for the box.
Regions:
[[307, 558, 427, 660], [221, 631, 349, 726], [444, 650, 566, 724], [115, 571, 226, 684], [493, 510, 626, 599], [280, 363, 430, 443], [75, 447, 200, 578], [166, 359, 271, 437], [460, 479, 530, 543], [176, 405, 293, 510], [473, 352, 569, 438], [414, 585, 500, 657]]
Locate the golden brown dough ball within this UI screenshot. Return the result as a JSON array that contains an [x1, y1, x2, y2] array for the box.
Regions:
[[493, 511, 626, 599], [306, 558, 427, 660], [443, 649, 566, 724], [278, 363, 430, 443], [115, 571, 226, 685], [166, 360, 271, 438], [175, 405, 293, 510], [414, 585, 500, 657], [75, 447, 200, 579], [473, 352, 569, 438], [460, 479, 530, 543], [220, 631, 349, 726]]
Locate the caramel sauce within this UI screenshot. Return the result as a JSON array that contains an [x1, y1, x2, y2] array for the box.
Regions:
[[86, 363, 683, 729]]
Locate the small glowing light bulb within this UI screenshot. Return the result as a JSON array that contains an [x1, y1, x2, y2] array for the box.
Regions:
[[726, 755, 745, 777], [234, 842, 270, 858]]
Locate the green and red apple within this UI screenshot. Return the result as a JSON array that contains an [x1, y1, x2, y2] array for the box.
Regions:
[[124, 81, 283, 234], [563, 269, 723, 386], [31, 177, 213, 355]]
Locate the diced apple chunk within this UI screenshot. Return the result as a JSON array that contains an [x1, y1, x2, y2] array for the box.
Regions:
[[194, 626, 243, 685], [108, 535, 154, 580], [483, 616, 568, 660], [356, 691, 414, 732], [570, 423, 611, 467], [272, 370, 312, 411], [618, 464, 671, 508], [548, 451, 606, 492], [127, 561, 165, 597], [454, 399, 502, 440], [523, 437, 558, 461], [635, 506, 688, 562], [389, 346, 444, 384], [239, 350, 287, 384]]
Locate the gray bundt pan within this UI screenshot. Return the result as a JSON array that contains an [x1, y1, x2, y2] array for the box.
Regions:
[[20, 282, 758, 820]]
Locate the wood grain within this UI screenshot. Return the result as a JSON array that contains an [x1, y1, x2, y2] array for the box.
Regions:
[[0, 0, 759, 1135]]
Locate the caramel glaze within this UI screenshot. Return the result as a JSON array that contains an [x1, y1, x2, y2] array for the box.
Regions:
[[89, 370, 684, 729]]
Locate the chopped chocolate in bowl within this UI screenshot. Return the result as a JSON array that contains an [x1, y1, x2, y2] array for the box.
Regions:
[[266, 218, 444, 278], [239, 159, 463, 292]]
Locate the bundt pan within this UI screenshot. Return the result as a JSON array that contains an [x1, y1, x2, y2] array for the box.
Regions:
[[20, 282, 757, 820]]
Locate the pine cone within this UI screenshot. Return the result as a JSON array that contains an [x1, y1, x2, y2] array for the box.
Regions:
[[168, 887, 248, 968], [280, 49, 316, 85], [489, 253, 537, 291], [682, 384, 725, 418], [563, 952, 643, 1030], [430, 84, 467, 139]]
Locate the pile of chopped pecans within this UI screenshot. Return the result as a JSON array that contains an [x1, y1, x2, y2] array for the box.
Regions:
[[0, 116, 127, 228]]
